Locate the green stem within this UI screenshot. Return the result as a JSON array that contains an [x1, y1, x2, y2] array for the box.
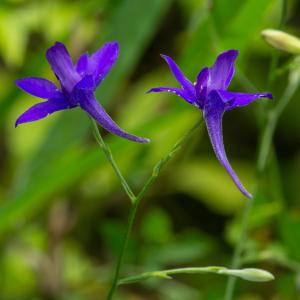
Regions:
[[236, 68, 258, 92], [225, 2, 290, 298], [242, 250, 300, 274], [91, 119, 136, 202], [224, 80, 299, 300], [106, 196, 139, 300], [224, 79, 299, 300], [257, 76, 299, 172], [106, 119, 202, 300], [118, 266, 274, 285]]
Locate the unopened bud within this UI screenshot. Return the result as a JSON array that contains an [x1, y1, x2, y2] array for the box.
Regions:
[[262, 29, 300, 54], [219, 268, 274, 282]]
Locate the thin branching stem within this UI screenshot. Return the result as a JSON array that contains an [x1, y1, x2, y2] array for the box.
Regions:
[[106, 195, 139, 300], [226, 69, 299, 300], [91, 119, 136, 202], [118, 266, 274, 285], [224, 2, 292, 299], [257, 76, 299, 172], [91, 119, 202, 300], [106, 119, 203, 299], [224, 79, 299, 300]]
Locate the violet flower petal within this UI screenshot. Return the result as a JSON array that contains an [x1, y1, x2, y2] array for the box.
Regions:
[[76, 52, 89, 76], [195, 67, 209, 107], [16, 77, 60, 99], [87, 42, 119, 86], [161, 54, 196, 100], [74, 75, 95, 91], [46, 42, 80, 92], [219, 90, 273, 110], [15, 96, 70, 127], [69, 75, 95, 106], [208, 50, 238, 90], [147, 87, 196, 105], [71, 77, 149, 143], [195, 67, 209, 94], [149, 50, 272, 198], [81, 93, 149, 143], [203, 90, 252, 198]]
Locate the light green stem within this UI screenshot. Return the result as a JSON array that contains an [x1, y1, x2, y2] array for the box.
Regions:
[[225, 7, 298, 300], [104, 119, 202, 300], [106, 195, 139, 300], [224, 2, 291, 298], [224, 82, 299, 300], [118, 266, 274, 285], [242, 249, 300, 274], [91, 119, 136, 202], [257, 76, 299, 172], [224, 70, 299, 300]]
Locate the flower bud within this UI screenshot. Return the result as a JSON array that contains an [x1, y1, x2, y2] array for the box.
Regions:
[[261, 29, 300, 54], [219, 268, 274, 282]]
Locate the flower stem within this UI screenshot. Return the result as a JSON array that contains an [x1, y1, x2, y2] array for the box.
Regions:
[[106, 196, 139, 300], [257, 74, 300, 172], [224, 81, 299, 300], [224, 75, 299, 300], [105, 119, 202, 300], [91, 119, 136, 202], [118, 266, 274, 285], [225, 2, 294, 299]]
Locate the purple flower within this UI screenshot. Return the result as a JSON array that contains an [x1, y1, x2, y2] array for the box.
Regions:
[[15, 41, 149, 143], [148, 50, 272, 198]]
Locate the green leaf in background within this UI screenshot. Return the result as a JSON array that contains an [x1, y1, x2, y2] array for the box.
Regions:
[[0, 0, 299, 299], [279, 212, 300, 263], [140, 207, 173, 244]]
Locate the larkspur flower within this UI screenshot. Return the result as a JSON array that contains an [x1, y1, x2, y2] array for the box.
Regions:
[[15, 41, 149, 143], [148, 50, 272, 198]]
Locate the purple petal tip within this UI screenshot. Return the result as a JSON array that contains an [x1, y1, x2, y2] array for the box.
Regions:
[[15, 79, 21, 88], [15, 118, 23, 128], [15, 78, 28, 90], [103, 41, 119, 51], [47, 41, 64, 52], [266, 93, 273, 99], [160, 54, 173, 62], [242, 189, 253, 199], [223, 49, 239, 57], [259, 92, 273, 100], [110, 41, 119, 46], [139, 137, 151, 143], [160, 54, 172, 62], [146, 88, 162, 94]]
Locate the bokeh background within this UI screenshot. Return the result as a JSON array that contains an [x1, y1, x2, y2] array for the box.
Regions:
[[1, 0, 300, 299]]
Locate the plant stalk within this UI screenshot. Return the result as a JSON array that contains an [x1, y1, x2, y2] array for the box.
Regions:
[[103, 119, 202, 299]]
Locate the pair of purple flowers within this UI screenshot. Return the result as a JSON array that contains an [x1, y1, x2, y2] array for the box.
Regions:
[[16, 42, 272, 198]]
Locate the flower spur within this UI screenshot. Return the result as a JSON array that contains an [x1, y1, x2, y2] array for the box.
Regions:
[[15, 41, 149, 143], [148, 50, 272, 198]]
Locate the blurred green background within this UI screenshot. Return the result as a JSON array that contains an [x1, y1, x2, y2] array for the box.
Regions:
[[1, 0, 300, 299]]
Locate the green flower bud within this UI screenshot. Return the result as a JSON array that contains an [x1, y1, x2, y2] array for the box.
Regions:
[[262, 29, 300, 54], [218, 268, 274, 282]]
